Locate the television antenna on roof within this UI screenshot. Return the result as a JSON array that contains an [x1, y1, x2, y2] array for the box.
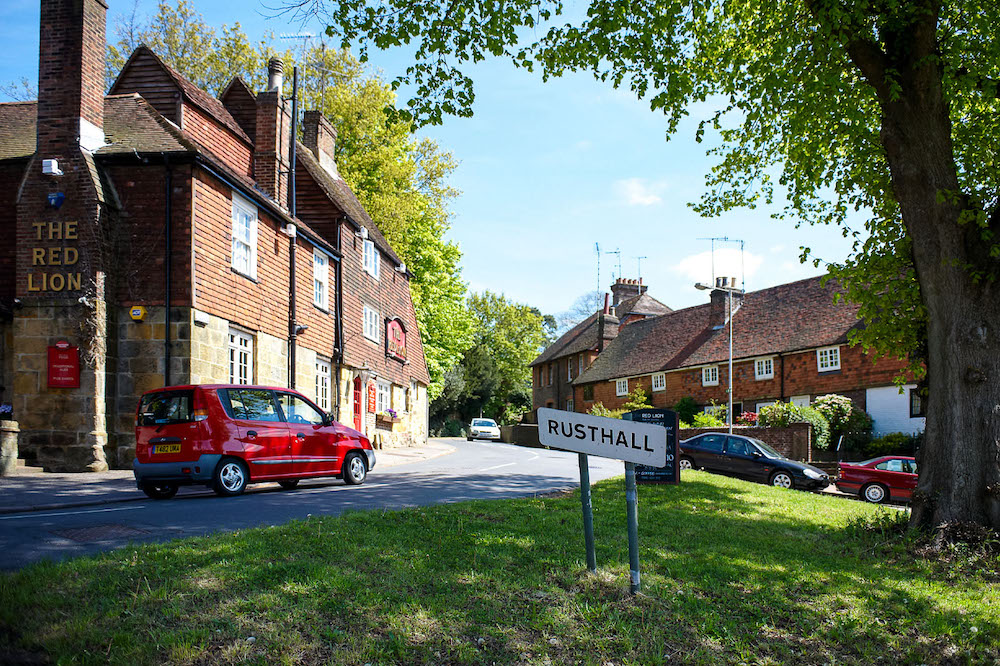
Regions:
[[696, 236, 745, 290], [634, 256, 648, 282], [605, 247, 622, 281]]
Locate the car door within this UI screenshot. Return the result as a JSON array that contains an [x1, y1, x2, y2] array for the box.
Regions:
[[722, 436, 765, 481], [876, 457, 917, 499], [222, 388, 292, 479], [691, 434, 727, 471], [277, 391, 340, 476]]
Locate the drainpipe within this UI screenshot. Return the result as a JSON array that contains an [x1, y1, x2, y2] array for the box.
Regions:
[[287, 67, 299, 389], [779, 352, 785, 402], [163, 154, 172, 386], [334, 218, 345, 415]]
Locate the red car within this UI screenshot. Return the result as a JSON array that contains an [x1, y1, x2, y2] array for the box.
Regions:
[[133, 385, 375, 499], [836, 455, 917, 504]]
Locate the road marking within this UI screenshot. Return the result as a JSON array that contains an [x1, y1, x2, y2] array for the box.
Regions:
[[480, 462, 516, 472], [0, 505, 143, 521]]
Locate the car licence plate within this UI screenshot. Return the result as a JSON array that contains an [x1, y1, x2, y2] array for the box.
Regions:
[[155, 444, 181, 454]]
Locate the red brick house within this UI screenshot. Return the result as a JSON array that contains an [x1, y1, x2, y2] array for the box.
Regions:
[[0, 0, 429, 472], [530, 277, 671, 412], [567, 276, 924, 436]]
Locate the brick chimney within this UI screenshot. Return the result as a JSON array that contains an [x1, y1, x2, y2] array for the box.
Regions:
[[610, 278, 647, 309], [302, 110, 340, 178], [37, 0, 107, 156], [708, 277, 744, 329], [254, 58, 293, 207]]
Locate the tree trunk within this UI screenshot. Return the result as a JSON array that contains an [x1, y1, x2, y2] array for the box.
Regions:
[[873, 25, 1000, 531]]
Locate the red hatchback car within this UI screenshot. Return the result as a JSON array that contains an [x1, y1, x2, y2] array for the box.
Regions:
[[133, 385, 375, 499], [836, 455, 917, 504]]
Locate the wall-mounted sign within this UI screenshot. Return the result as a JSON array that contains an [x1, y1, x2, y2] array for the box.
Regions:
[[367, 382, 377, 412], [28, 220, 83, 293], [386, 317, 407, 362], [129, 306, 147, 321], [47, 343, 80, 388]]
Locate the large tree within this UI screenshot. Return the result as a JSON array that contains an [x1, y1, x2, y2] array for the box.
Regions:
[[106, 1, 474, 398], [290, 0, 1000, 531]]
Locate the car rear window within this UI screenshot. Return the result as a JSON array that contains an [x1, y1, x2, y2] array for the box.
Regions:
[[221, 388, 282, 422], [138, 391, 194, 426]]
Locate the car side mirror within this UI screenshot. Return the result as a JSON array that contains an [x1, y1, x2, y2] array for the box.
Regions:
[[752, 450, 763, 458]]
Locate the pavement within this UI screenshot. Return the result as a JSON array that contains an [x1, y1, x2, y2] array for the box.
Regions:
[[0, 439, 456, 515]]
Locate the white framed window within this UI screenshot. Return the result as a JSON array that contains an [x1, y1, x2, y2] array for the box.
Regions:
[[568, 359, 573, 381], [228, 328, 253, 384], [315, 358, 331, 411], [566, 399, 575, 412], [616, 378, 628, 396], [579, 355, 584, 375], [652, 372, 666, 392], [791, 395, 811, 407], [363, 239, 380, 279], [363, 305, 379, 342], [376, 381, 391, 413], [817, 346, 841, 372], [231, 193, 258, 279], [702, 366, 719, 386], [755, 357, 774, 380], [313, 249, 329, 310]]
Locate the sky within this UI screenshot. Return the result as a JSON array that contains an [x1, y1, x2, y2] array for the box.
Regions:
[[1, 0, 866, 318]]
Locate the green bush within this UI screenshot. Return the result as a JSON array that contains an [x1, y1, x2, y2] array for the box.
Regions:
[[797, 405, 831, 450], [621, 386, 653, 412], [692, 411, 725, 428], [863, 432, 922, 457], [758, 401, 831, 449], [589, 402, 625, 419], [758, 401, 797, 427], [442, 418, 465, 437], [673, 396, 699, 424]]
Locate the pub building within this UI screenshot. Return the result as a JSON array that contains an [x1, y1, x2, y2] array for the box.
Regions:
[[0, 0, 430, 472]]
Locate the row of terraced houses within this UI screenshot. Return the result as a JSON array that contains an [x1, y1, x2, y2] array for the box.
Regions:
[[0, 0, 429, 472], [531, 277, 926, 437]]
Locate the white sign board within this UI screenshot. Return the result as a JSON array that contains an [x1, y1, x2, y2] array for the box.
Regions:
[[537, 408, 667, 467]]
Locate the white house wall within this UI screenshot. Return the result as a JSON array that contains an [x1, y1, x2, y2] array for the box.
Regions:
[[866, 384, 924, 436]]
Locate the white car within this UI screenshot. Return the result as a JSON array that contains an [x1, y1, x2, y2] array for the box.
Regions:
[[467, 418, 501, 441]]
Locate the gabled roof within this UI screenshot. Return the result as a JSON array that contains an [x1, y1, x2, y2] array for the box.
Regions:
[[575, 276, 863, 384], [617, 292, 672, 318], [109, 46, 253, 146], [529, 311, 620, 367]]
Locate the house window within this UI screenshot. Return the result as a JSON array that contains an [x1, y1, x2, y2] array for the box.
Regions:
[[579, 355, 584, 375], [231, 193, 257, 279], [910, 389, 926, 418], [616, 378, 628, 396], [755, 358, 774, 380], [548, 364, 553, 386], [652, 373, 666, 392], [363, 305, 379, 342], [228, 328, 253, 384], [817, 346, 841, 372], [790, 395, 810, 407], [583, 385, 594, 401], [363, 239, 380, 279], [568, 359, 573, 381], [566, 399, 575, 412], [313, 249, 329, 310], [702, 366, 719, 386], [315, 358, 331, 411], [376, 381, 391, 413]]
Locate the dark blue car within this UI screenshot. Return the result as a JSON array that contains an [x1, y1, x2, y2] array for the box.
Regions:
[[678, 432, 830, 491]]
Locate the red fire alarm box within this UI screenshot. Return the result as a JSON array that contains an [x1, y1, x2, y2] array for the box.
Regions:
[[48, 342, 80, 388]]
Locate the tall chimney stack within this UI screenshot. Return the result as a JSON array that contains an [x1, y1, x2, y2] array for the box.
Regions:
[[255, 58, 293, 205]]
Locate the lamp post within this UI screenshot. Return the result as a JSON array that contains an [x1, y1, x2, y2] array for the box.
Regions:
[[695, 279, 745, 434]]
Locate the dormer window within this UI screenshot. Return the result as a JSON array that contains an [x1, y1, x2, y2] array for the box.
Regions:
[[363, 239, 380, 279], [755, 357, 774, 380]]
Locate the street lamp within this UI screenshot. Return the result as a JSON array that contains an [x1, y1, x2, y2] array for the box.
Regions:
[[695, 278, 745, 434]]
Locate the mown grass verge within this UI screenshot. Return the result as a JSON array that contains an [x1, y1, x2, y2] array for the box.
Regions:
[[2, 471, 998, 665]]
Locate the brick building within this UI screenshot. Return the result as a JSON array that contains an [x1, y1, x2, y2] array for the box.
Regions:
[[0, 0, 429, 472], [530, 278, 670, 412], [535, 276, 925, 436]]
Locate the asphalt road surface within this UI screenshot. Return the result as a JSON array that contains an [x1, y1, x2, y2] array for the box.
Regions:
[[0, 439, 625, 570]]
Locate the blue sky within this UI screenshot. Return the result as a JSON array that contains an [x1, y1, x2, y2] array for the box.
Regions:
[[1, 0, 864, 317]]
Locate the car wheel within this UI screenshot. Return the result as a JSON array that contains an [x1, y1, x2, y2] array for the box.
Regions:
[[467, 436, 473, 441], [278, 479, 300, 490], [343, 451, 367, 485], [861, 482, 888, 504], [771, 471, 794, 489], [141, 483, 178, 500], [213, 458, 249, 497], [679, 457, 694, 471]]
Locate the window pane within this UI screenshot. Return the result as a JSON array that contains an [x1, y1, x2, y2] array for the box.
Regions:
[[138, 391, 193, 426], [279, 393, 325, 425], [231, 389, 279, 421]]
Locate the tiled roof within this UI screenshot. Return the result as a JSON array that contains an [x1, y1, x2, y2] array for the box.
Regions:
[[109, 46, 252, 145], [575, 276, 862, 384], [296, 143, 402, 265], [529, 311, 620, 366], [617, 292, 672, 318], [0, 102, 36, 160]]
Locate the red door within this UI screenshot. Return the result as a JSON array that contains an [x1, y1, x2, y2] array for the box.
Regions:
[[353, 377, 362, 431]]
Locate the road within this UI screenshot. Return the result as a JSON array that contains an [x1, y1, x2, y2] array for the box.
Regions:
[[0, 439, 625, 570]]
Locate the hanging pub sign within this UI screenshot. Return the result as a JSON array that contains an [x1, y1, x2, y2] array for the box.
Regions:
[[367, 381, 377, 412], [385, 317, 407, 362], [47, 340, 80, 388]]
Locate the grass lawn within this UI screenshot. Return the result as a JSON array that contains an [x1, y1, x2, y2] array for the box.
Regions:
[[2, 470, 998, 665]]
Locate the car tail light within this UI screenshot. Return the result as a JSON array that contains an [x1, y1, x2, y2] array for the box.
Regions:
[[192, 389, 208, 422]]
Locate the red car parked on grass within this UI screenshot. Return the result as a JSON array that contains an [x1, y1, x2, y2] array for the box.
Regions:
[[133, 385, 375, 499], [836, 455, 917, 504]]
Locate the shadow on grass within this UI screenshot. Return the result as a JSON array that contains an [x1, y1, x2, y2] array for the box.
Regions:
[[1, 471, 997, 665]]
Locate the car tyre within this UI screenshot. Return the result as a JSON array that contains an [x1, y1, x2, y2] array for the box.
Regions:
[[343, 451, 367, 485], [679, 457, 694, 471], [467, 436, 474, 441], [278, 479, 300, 490], [770, 471, 794, 489], [141, 482, 178, 500], [861, 482, 888, 504], [213, 458, 249, 497]]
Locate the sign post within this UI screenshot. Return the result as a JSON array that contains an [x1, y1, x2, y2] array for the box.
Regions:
[[537, 407, 669, 593]]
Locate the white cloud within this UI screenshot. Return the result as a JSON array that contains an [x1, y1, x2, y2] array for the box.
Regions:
[[614, 178, 666, 206], [670, 248, 763, 287]]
